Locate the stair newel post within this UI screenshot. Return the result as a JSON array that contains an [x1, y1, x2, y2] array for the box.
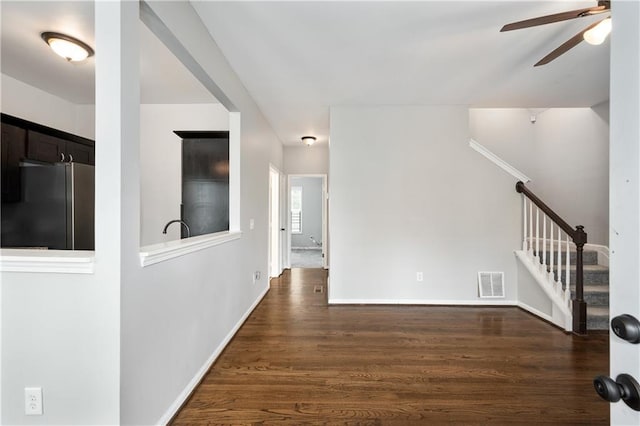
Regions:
[[572, 225, 588, 335]]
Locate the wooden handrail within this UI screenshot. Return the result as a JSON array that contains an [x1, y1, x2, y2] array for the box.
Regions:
[[516, 181, 588, 335]]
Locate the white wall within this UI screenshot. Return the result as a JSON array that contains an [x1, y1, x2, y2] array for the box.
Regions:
[[1, 73, 95, 139], [1, 30, 110, 426], [283, 145, 329, 175], [1, 2, 284, 425], [121, 2, 283, 424], [291, 176, 323, 248], [140, 103, 229, 246], [469, 108, 609, 245], [329, 106, 521, 304], [516, 258, 553, 317]]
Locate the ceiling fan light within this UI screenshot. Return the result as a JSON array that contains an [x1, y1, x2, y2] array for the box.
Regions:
[[583, 18, 612, 45], [41, 32, 94, 62], [301, 136, 316, 146]]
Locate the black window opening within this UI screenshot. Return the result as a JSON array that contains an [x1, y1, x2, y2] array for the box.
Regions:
[[174, 130, 229, 239]]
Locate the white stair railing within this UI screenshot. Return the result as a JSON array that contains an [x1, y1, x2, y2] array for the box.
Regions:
[[522, 197, 573, 310], [517, 181, 588, 334]]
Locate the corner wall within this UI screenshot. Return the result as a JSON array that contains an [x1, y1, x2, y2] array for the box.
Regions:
[[329, 106, 521, 304], [470, 107, 609, 245]]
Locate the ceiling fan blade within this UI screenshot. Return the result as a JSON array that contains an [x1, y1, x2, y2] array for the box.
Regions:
[[501, 4, 609, 32], [534, 18, 606, 67]]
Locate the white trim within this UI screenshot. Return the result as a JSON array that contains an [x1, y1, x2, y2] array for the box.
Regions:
[[328, 298, 517, 306], [517, 301, 556, 325], [156, 285, 269, 425], [469, 138, 531, 183], [139, 231, 241, 267], [0, 249, 95, 274], [228, 112, 241, 233], [268, 164, 283, 278]]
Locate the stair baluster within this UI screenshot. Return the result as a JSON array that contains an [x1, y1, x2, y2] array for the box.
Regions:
[[516, 181, 588, 335], [523, 197, 528, 252], [542, 215, 547, 271], [535, 208, 540, 261], [557, 226, 563, 297]]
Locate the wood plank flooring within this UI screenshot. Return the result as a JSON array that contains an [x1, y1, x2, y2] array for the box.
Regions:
[[172, 268, 609, 425]]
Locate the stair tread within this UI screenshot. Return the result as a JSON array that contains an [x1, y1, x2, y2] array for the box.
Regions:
[[550, 264, 609, 272], [532, 249, 599, 265], [581, 284, 609, 292], [587, 306, 609, 316]]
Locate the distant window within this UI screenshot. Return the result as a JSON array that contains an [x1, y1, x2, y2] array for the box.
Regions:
[[291, 186, 302, 234]]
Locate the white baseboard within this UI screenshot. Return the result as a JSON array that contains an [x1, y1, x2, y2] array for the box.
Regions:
[[327, 298, 517, 306], [156, 285, 270, 425], [517, 301, 554, 324]]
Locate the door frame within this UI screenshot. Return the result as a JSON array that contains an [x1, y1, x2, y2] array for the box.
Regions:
[[286, 174, 328, 269], [268, 164, 283, 278], [609, 2, 640, 424]]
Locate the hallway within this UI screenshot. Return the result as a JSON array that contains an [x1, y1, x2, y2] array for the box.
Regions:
[[172, 269, 609, 424]]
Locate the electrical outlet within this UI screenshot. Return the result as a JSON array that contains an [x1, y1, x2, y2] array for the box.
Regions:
[[254, 271, 261, 282], [416, 272, 424, 282], [25, 387, 43, 415], [249, 219, 255, 230]]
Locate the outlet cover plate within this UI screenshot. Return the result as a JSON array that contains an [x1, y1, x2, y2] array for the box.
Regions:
[[25, 387, 43, 415]]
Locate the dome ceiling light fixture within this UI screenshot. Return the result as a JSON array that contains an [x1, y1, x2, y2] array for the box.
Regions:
[[41, 32, 94, 62], [301, 136, 317, 146]]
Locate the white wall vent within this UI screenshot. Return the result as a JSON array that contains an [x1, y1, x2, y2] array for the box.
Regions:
[[478, 272, 505, 298]]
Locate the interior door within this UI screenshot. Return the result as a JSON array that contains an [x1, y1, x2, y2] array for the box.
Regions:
[[609, 3, 640, 424]]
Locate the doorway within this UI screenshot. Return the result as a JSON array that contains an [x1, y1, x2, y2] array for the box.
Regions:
[[287, 174, 327, 269]]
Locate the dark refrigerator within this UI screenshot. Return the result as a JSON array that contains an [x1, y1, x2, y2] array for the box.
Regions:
[[1, 161, 94, 250]]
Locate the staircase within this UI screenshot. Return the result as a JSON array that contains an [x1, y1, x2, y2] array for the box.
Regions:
[[536, 248, 610, 330]]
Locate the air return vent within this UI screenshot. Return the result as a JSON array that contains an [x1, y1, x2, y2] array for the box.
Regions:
[[478, 272, 505, 298]]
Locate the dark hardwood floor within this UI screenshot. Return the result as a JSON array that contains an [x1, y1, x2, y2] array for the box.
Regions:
[[172, 268, 609, 424]]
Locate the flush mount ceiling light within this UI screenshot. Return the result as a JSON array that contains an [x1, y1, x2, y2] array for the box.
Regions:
[[41, 32, 94, 62], [301, 136, 316, 146]]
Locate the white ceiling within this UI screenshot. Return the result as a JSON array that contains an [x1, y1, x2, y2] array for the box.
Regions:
[[1, 1, 216, 105], [192, 1, 610, 146], [1, 1, 610, 147]]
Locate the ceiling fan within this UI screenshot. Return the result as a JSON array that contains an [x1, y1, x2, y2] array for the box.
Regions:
[[501, 0, 611, 66]]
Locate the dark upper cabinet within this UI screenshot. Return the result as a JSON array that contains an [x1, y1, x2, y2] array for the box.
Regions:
[[65, 140, 94, 165], [27, 130, 94, 165], [1, 122, 27, 202], [27, 131, 66, 163], [1, 114, 95, 166]]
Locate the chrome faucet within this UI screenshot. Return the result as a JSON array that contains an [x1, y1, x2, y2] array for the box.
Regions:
[[162, 219, 191, 238]]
